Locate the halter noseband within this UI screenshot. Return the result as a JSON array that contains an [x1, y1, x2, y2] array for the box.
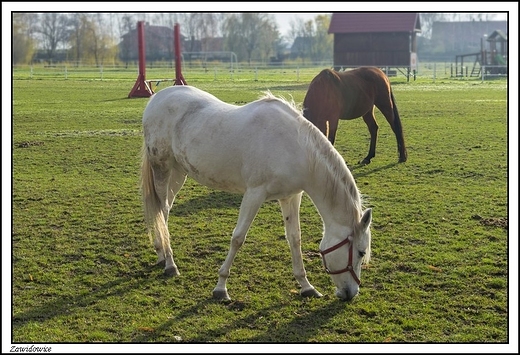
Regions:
[[319, 235, 361, 285]]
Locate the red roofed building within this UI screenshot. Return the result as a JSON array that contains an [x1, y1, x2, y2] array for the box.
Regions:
[[328, 13, 421, 71]]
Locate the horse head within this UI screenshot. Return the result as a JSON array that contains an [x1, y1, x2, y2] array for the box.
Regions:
[[320, 208, 372, 301], [302, 69, 345, 144]]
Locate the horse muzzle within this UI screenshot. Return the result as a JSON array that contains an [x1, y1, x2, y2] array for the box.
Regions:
[[336, 288, 359, 302]]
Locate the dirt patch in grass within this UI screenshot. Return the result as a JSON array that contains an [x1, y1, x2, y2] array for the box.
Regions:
[[16, 141, 44, 148], [471, 215, 508, 229]]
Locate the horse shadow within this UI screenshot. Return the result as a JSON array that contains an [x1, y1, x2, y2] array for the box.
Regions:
[[132, 295, 348, 343], [171, 191, 242, 217], [349, 161, 399, 179], [13, 252, 344, 343], [12, 265, 161, 333], [14, 264, 349, 344]]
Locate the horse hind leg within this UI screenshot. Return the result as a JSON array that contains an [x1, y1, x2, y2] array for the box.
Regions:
[[151, 164, 186, 277], [377, 96, 407, 163], [361, 108, 379, 165]]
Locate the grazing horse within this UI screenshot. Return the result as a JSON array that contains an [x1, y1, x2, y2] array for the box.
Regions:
[[303, 67, 407, 164], [140, 85, 373, 302]]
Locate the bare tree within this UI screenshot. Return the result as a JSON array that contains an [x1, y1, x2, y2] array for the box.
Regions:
[[37, 13, 70, 64], [222, 13, 276, 64], [258, 19, 280, 63], [222, 14, 242, 59], [116, 14, 136, 66], [12, 13, 38, 64], [313, 14, 332, 62], [68, 14, 88, 66], [67, 14, 117, 66], [289, 17, 311, 62], [178, 13, 198, 54], [88, 14, 117, 66]]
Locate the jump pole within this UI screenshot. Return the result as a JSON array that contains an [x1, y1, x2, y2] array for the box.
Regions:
[[128, 21, 153, 98]]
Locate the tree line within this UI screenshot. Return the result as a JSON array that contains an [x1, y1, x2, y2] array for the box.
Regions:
[[12, 13, 333, 65], [13, 12, 502, 66]]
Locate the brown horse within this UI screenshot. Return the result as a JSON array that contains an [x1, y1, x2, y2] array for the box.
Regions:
[[303, 67, 407, 165]]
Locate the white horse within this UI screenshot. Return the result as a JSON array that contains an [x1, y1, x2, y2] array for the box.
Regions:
[[140, 85, 372, 302]]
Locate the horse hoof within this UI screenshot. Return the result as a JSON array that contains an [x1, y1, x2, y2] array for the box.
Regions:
[[300, 288, 323, 298], [164, 266, 180, 277], [212, 289, 231, 301], [358, 159, 371, 165], [399, 157, 407, 163], [156, 260, 166, 268]]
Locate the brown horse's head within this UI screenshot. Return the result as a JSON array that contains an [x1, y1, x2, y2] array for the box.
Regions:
[[303, 69, 343, 143]]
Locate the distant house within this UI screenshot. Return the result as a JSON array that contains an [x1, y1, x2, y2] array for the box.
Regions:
[[430, 20, 507, 55], [328, 13, 421, 70], [119, 23, 228, 64], [290, 36, 313, 59], [119, 23, 185, 63]]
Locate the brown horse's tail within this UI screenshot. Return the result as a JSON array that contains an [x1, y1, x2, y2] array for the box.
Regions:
[[390, 91, 407, 162]]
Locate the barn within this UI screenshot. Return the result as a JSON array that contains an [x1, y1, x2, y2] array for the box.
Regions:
[[328, 13, 421, 75]]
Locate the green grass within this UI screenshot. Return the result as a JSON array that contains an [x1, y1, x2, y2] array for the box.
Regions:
[[9, 72, 510, 348]]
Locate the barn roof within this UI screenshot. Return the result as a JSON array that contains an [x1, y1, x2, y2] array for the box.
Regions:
[[328, 13, 421, 34]]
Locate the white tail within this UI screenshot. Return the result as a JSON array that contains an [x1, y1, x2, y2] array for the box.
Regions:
[[140, 146, 171, 267]]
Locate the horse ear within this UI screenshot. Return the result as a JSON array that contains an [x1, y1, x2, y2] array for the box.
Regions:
[[360, 208, 372, 231]]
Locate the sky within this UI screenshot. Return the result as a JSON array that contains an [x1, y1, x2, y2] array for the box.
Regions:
[[270, 13, 326, 37], [2, 2, 512, 37], [271, 12, 509, 38]]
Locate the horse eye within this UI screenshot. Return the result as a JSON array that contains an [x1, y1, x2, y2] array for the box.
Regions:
[[358, 251, 366, 258]]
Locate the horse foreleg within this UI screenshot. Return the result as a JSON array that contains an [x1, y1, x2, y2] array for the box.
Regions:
[[279, 193, 322, 298], [361, 110, 379, 165], [212, 189, 265, 301], [327, 118, 339, 145]]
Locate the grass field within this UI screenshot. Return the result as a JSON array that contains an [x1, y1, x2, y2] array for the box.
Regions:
[[7, 71, 513, 351]]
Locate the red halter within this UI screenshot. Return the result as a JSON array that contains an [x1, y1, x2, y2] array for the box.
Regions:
[[319, 235, 361, 285]]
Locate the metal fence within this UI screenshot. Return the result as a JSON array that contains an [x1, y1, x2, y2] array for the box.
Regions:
[[12, 61, 507, 82]]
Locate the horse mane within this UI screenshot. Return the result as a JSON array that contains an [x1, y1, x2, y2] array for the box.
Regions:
[[256, 91, 364, 224], [322, 68, 342, 84], [302, 121, 364, 218], [257, 90, 302, 113], [297, 113, 369, 261]]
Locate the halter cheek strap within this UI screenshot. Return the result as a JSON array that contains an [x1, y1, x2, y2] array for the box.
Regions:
[[319, 235, 361, 285]]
